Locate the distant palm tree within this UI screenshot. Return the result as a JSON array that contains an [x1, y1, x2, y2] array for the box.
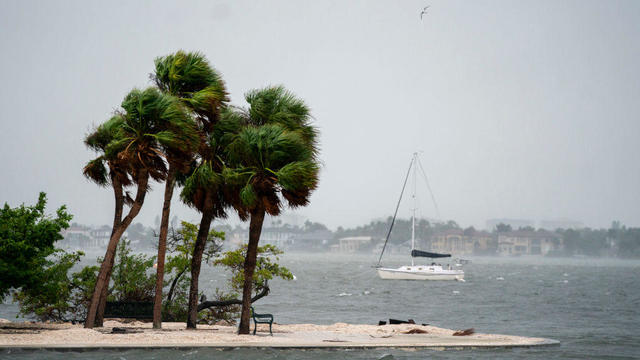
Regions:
[[222, 86, 320, 334], [154, 51, 233, 329], [84, 87, 190, 328]]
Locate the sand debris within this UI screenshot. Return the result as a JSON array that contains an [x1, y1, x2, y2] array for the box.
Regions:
[[452, 328, 475, 336]]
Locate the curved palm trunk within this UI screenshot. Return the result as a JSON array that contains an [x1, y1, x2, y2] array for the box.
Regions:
[[186, 194, 215, 329], [94, 176, 124, 327], [238, 206, 266, 335], [85, 170, 149, 329], [153, 166, 177, 329]]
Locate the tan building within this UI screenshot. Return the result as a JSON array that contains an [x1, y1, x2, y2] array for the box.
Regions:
[[430, 229, 468, 254], [497, 230, 561, 256], [429, 230, 493, 256]]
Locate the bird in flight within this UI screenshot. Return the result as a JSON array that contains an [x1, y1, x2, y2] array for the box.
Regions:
[[420, 5, 430, 19]]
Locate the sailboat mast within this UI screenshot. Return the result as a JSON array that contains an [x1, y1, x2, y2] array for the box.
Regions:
[[411, 152, 417, 266]]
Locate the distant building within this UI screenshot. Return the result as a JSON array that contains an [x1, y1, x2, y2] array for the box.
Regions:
[[538, 219, 584, 231], [60, 225, 93, 248], [338, 236, 372, 252], [260, 227, 296, 249], [60, 224, 128, 249], [90, 225, 113, 247], [429, 229, 467, 254], [429, 230, 493, 256], [497, 230, 562, 256], [290, 230, 332, 250], [486, 219, 535, 231], [228, 228, 332, 251]]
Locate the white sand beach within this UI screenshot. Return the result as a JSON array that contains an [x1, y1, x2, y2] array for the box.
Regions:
[[0, 319, 557, 349]]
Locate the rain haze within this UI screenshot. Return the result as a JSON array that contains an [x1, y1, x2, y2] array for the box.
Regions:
[[1, 0, 639, 230]]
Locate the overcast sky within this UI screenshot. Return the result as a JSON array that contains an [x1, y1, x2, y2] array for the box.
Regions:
[[1, 0, 639, 230]]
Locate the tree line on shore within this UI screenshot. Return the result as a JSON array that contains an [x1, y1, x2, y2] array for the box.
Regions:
[[333, 218, 640, 258], [61, 215, 640, 258], [0, 195, 292, 323]]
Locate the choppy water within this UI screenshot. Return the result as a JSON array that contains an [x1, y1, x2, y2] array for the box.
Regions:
[[2, 253, 640, 359]]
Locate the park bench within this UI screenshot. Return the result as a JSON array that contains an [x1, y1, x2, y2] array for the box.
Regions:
[[250, 306, 273, 335]]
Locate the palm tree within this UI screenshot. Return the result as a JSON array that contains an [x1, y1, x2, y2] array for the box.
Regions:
[[83, 115, 132, 327], [84, 87, 190, 328], [222, 86, 320, 334], [153, 51, 233, 329], [148, 51, 223, 329]]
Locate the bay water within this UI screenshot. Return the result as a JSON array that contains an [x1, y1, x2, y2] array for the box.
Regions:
[[2, 253, 639, 359]]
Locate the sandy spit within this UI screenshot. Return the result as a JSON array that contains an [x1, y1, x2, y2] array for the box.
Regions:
[[0, 319, 557, 349]]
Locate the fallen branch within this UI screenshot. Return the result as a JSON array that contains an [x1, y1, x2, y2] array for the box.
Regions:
[[453, 328, 475, 336], [197, 282, 270, 312]]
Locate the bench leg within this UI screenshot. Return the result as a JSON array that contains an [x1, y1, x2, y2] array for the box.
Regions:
[[253, 322, 257, 335], [269, 322, 272, 336]]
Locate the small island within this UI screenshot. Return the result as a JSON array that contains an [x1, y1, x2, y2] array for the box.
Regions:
[[0, 320, 557, 349]]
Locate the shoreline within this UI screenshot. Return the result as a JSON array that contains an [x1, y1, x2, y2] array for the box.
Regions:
[[0, 320, 559, 350]]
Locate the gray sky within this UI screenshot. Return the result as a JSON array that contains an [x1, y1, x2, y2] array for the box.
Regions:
[[1, 0, 639, 230]]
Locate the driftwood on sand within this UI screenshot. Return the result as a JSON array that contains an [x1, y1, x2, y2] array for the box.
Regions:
[[453, 328, 475, 336]]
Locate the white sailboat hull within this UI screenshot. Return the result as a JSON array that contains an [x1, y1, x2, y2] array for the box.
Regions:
[[377, 266, 464, 281]]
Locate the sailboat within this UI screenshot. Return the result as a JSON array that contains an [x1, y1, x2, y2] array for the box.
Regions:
[[375, 153, 465, 281]]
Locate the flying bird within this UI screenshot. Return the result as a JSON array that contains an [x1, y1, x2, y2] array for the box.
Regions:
[[420, 5, 430, 19]]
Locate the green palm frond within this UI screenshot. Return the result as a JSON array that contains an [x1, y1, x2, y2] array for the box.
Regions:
[[152, 130, 185, 151], [187, 85, 228, 119], [221, 167, 252, 186], [153, 50, 228, 105], [276, 161, 319, 192], [245, 86, 312, 126], [239, 184, 257, 208], [104, 137, 131, 160], [180, 162, 224, 209], [115, 87, 199, 180], [227, 124, 312, 170], [84, 115, 125, 153]]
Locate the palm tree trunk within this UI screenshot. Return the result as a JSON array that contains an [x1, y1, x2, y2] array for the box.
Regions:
[[85, 170, 149, 329], [153, 166, 177, 329], [94, 176, 124, 327], [238, 206, 266, 335], [186, 194, 214, 329]]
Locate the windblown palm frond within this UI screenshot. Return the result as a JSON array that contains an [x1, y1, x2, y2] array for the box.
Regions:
[[153, 50, 229, 127], [114, 87, 196, 183], [180, 161, 231, 219], [83, 157, 109, 186], [84, 115, 125, 152], [153, 51, 221, 95], [223, 123, 319, 215], [244, 85, 318, 152], [83, 115, 133, 187]]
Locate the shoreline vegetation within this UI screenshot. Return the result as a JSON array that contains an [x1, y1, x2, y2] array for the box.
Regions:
[[0, 319, 557, 349]]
